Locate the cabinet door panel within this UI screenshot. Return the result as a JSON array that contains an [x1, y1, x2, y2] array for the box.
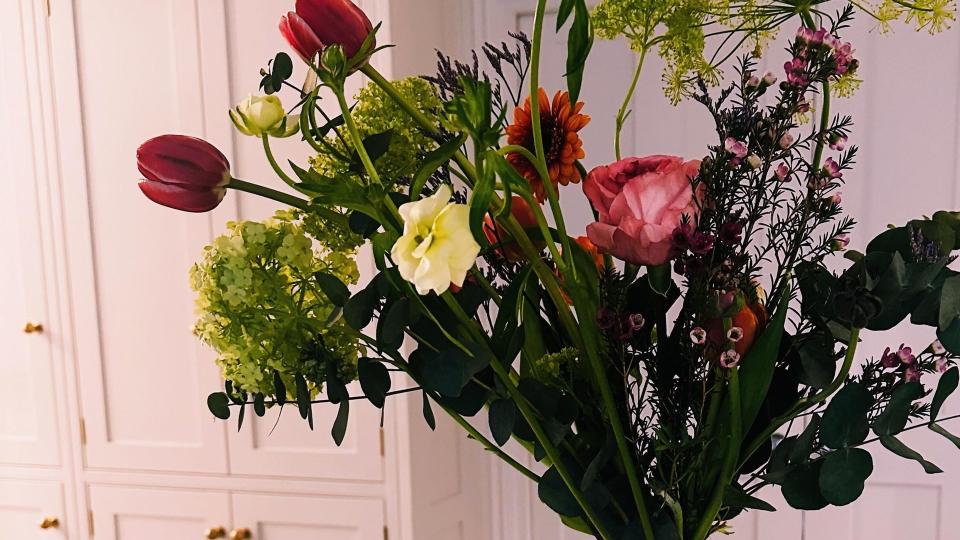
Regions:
[[88, 485, 231, 540], [0, 479, 67, 539], [232, 492, 384, 540], [48, 0, 227, 472], [227, 383, 383, 480], [0, 0, 60, 467]]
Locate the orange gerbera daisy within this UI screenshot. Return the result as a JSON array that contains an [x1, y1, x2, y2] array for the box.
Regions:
[[505, 89, 590, 203]]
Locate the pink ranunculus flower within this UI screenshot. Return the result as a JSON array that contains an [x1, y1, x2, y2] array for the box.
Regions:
[[583, 155, 702, 266]]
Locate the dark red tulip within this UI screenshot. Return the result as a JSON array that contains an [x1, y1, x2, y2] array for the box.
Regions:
[[279, 0, 373, 62], [137, 135, 230, 213]]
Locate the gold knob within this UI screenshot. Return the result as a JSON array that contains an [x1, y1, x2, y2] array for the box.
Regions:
[[24, 322, 44, 334], [39, 516, 60, 529], [229, 528, 252, 540], [205, 526, 227, 539]]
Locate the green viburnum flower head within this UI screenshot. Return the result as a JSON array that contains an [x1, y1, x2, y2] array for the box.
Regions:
[[309, 76, 443, 189], [191, 210, 361, 399]]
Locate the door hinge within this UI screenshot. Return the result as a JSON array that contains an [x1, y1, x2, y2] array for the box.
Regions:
[[44, 0, 51, 16], [79, 417, 87, 445], [383, 526, 388, 540], [379, 428, 385, 456], [87, 510, 95, 536]]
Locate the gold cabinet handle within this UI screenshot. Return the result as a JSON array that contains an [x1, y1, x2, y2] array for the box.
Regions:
[[24, 322, 44, 334], [205, 526, 227, 539], [229, 528, 252, 540], [39, 516, 60, 529]]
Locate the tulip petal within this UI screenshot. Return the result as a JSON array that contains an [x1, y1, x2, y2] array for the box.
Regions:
[[295, 0, 373, 58], [139, 180, 225, 213]]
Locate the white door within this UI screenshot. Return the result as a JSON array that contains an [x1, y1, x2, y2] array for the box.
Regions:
[[46, 0, 231, 473], [0, 0, 61, 467], [88, 484, 232, 540], [231, 492, 385, 540], [0, 479, 68, 540], [473, 2, 960, 539]]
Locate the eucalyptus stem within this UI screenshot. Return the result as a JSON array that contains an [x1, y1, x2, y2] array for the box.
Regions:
[[228, 178, 310, 211]]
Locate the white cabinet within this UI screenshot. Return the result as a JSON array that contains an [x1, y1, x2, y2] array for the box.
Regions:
[[88, 485, 231, 540], [3, 0, 490, 538], [0, 480, 68, 539], [0, 0, 61, 469]]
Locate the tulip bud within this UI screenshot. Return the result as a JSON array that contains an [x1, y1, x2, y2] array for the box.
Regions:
[[320, 44, 348, 80], [483, 196, 540, 260], [279, 0, 374, 64], [137, 135, 230, 213], [229, 95, 299, 138]]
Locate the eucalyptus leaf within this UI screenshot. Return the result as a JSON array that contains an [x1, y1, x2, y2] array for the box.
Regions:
[[819, 448, 873, 506], [332, 399, 350, 446], [422, 392, 436, 431], [873, 381, 923, 436], [344, 285, 379, 330], [273, 370, 287, 405], [315, 272, 350, 307], [931, 367, 958, 422], [880, 434, 943, 474], [820, 382, 872, 448], [207, 392, 231, 420], [295, 374, 311, 420], [358, 358, 392, 408], [782, 461, 829, 510], [489, 398, 518, 447]]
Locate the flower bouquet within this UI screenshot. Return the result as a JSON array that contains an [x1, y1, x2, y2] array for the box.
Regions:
[[138, 0, 960, 538]]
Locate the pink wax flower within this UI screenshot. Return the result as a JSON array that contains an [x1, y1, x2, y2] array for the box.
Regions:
[[774, 163, 790, 181], [905, 365, 921, 383], [784, 58, 809, 86], [724, 137, 748, 158], [822, 157, 843, 179], [898, 346, 916, 365], [832, 233, 851, 251], [690, 327, 707, 346], [829, 133, 848, 151], [936, 357, 949, 374], [720, 349, 742, 369], [932, 340, 947, 356], [583, 155, 702, 266], [881, 347, 899, 368], [779, 132, 796, 150]]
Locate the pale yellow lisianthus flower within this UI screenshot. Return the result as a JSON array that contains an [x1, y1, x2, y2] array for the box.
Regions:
[[229, 94, 299, 138], [392, 185, 480, 295]]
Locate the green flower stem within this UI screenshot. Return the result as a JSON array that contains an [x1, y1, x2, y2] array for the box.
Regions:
[[615, 40, 649, 161], [800, 9, 830, 172], [526, 0, 577, 281], [261, 134, 302, 192], [439, 294, 615, 540], [469, 267, 502, 306], [693, 369, 742, 540], [739, 327, 861, 470], [333, 85, 382, 186], [228, 178, 310, 211]]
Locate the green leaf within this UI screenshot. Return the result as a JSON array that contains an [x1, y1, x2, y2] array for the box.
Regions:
[[332, 399, 350, 446], [350, 130, 394, 172], [796, 333, 837, 389], [421, 349, 466, 398], [315, 272, 350, 307], [782, 461, 829, 510], [410, 134, 467, 201], [325, 358, 349, 404], [538, 466, 581, 517], [358, 358, 392, 409], [880, 434, 943, 474], [646, 264, 672, 297], [820, 382, 873, 448], [270, 52, 293, 91], [789, 414, 821, 464], [237, 402, 246, 431], [489, 398, 518, 447], [253, 394, 266, 417], [564, 0, 593, 104], [377, 298, 410, 352], [295, 374, 311, 420], [422, 392, 436, 431], [931, 367, 958, 422], [724, 485, 776, 512], [930, 423, 960, 450], [273, 370, 287, 405], [348, 210, 380, 238], [937, 318, 960, 355], [873, 381, 924, 436], [738, 286, 791, 435], [344, 285, 379, 330], [556, 0, 575, 30], [939, 274, 960, 330], [469, 165, 496, 246], [207, 392, 231, 420], [819, 448, 873, 506]]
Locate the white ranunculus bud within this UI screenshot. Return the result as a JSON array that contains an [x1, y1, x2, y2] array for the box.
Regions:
[[230, 95, 297, 138]]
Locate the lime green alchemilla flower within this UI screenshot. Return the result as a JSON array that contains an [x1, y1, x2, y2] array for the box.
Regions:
[[230, 94, 299, 138], [392, 185, 480, 296]]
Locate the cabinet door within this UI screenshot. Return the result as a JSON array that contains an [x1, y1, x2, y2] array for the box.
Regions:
[[47, 0, 229, 473], [88, 485, 231, 540], [226, 383, 384, 481], [0, 479, 67, 539], [0, 0, 60, 467], [232, 492, 385, 540]]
